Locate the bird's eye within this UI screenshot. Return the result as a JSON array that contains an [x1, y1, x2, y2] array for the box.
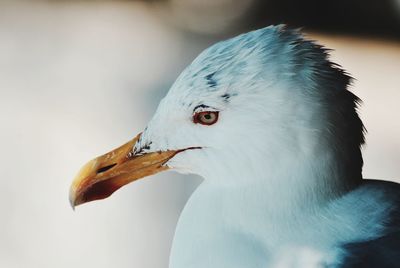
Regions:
[[193, 111, 219, 125]]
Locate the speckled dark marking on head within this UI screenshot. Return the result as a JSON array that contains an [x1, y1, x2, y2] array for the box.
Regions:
[[134, 141, 152, 155], [221, 93, 231, 102], [205, 72, 217, 88]]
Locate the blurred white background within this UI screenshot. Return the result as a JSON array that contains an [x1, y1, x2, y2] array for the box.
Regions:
[[0, 1, 399, 267]]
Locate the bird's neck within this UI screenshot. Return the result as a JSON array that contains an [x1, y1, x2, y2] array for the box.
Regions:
[[202, 145, 360, 217]]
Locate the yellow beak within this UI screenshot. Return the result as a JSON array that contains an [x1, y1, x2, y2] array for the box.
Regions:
[[69, 133, 183, 208]]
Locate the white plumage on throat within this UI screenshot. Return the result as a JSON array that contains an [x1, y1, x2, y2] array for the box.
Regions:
[[133, 25, 381, 267]]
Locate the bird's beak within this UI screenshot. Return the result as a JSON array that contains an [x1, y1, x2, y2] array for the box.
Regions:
[[69, 133, 183, 208]]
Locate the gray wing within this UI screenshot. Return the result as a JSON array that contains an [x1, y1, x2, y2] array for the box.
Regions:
[[340, 180, 400, 268]]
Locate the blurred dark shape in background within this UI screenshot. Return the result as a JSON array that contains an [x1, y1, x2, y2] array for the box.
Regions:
[[152, 0, 400, 39]]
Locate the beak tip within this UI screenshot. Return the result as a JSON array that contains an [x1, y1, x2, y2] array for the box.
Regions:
[[69, 196, 75, 211], [69, 187, 79, 210]]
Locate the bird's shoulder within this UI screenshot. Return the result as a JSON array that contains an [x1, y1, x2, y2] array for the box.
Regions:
[[339, 179, 400, 268]]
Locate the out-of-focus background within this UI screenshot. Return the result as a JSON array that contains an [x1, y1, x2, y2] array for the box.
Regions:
[[0, 1, 399, 267]]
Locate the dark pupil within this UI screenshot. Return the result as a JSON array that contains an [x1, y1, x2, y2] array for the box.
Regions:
[[203, 114, 212, 120]]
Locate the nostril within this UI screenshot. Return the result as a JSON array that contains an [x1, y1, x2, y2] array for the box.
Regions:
[[96, 163, 117, 174]]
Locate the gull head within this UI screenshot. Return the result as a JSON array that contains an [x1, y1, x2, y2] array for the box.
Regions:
[[69, 25, 365, 208]]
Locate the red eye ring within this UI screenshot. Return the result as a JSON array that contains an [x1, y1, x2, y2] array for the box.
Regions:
[[193, 111, 219, 125]]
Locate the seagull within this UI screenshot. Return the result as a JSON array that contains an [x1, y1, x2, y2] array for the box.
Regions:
[[69, 25, 400, 268]]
